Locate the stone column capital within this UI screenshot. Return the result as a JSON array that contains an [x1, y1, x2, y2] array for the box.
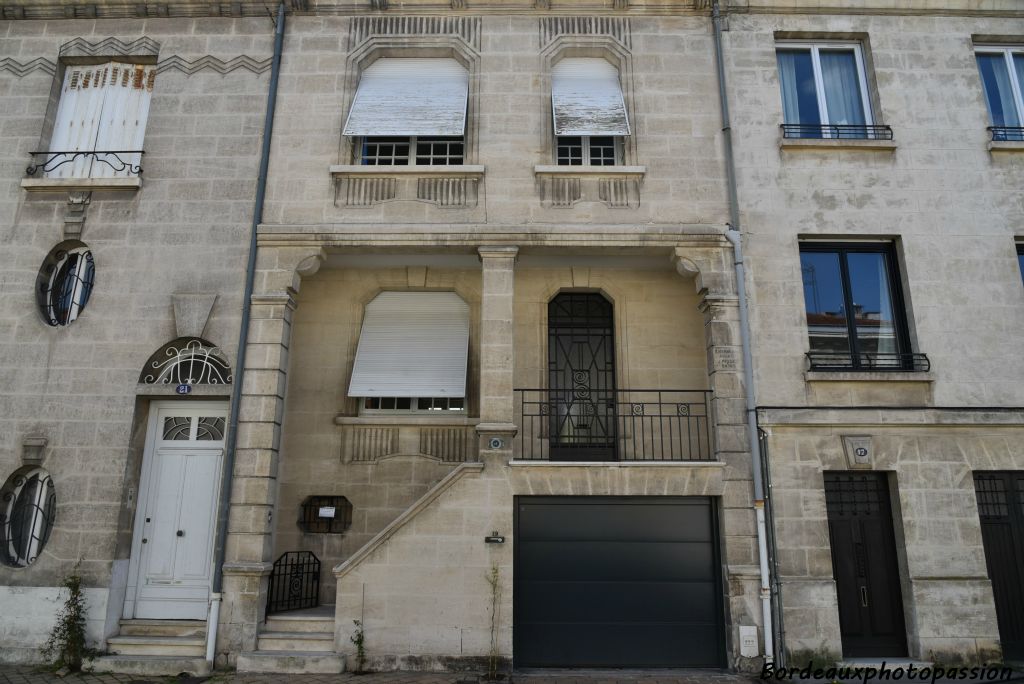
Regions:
[[478, 245, 519, 261]]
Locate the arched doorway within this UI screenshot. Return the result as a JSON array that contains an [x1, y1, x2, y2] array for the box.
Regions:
[[547, 292, 617, 461]]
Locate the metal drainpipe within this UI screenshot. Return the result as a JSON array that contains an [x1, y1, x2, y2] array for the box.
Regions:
[[711, 0, 776, 665], [205, 1, 286, 666]]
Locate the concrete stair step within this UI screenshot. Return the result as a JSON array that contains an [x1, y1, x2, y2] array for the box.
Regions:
[[257, 630, 334, 652], [117, 619, 206, 638], [85, 654, 210, 677], [237, 650, 345, 674], [106, 634, 206, 657], [264, 612, 335, 634]]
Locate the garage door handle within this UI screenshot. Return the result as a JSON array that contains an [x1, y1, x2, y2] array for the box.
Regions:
[[176, 530, 185, 537]]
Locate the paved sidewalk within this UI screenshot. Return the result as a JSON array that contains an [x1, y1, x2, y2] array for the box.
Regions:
[[0, 666, 757, 684]]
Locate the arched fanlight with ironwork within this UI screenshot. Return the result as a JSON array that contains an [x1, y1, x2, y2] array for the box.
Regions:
[[139, 337, 232, 385], [37, 241, 95, 327], [0, 467, 57, 568]]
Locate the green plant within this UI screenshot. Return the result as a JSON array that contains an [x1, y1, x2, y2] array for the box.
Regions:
[[350, 619, 367, 674], [485, 565, 501, 680], [42, 564, 98, 671]]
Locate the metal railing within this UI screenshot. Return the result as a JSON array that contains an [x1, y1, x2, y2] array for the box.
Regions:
[[266, 551, 320, 617], [806, 351, 930, 372], [26, 150, 144, 177], [515, 388, 713, 462], [988, 126, 1024, 142], [781, 124, 894, 140]]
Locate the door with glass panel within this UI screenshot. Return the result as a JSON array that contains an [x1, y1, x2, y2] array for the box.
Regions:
[[799, 243, 913, 370], [124, 402, 227, 620]]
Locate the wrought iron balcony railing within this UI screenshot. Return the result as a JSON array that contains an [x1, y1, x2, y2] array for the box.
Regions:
[[515, 388, 713, 462], [806, 351, 931, 372], [988, 126, 1024, 142], [26, 150, 144, 178], [781, 124, 894, 140]]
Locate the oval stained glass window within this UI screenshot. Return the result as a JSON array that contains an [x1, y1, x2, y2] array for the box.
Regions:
[[0, 467, 57, 568], [37, 241, 95, 327]]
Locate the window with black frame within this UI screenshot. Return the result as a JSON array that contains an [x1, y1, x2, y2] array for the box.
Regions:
[[1018, 244, 1024, 283], [799, 242, 924, 371]]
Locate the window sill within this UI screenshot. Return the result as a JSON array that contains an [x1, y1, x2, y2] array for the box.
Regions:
[[805, 370, 934, 383], [780, 138, 897, 152], [330, 164, 485, 179], [533, 164, 646, 177], [988, 140, 1024, 152], [21, 177, 142, 192], [508, 460, 724, 467], [335, 414, 478, 427]]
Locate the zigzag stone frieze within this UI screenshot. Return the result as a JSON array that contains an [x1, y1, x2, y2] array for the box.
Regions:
[[59, 36, 161, 58], [540, 16, 632, 50], [155, 55, 273, 75], [0, 58, 57, 77]]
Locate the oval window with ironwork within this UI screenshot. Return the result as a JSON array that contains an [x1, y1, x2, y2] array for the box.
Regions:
[[0, 467, 57, 568], [37, 241, 95, 327]]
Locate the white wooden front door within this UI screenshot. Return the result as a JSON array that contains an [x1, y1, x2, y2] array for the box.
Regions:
[[124, 402, 227, 620]]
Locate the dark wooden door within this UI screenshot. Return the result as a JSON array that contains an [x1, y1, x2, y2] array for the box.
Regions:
[[824, 472, 908, 657], [547, 293, 617, 461], [973, 472, 1024, 662], [514, 496, 725, 667]]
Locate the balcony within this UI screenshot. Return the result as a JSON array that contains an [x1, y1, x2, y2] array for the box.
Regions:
[[806, 351, 930, 372], [989, 126, 1024, 142], [515, 389, 713, 462], [781, 124, 893, 140], [22, 150, 144, 192]]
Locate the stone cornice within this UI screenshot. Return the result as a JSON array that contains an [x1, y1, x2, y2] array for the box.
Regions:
[[4, 0, 1022, 19]]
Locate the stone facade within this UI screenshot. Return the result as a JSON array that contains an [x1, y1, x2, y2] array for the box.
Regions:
[[1, 0, 1022, 674]]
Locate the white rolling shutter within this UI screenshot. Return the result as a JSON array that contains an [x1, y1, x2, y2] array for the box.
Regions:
[[343, 58, 469, 137], [551, 58, 631, 136], [348, 292, 470, 398], [47, 61, 154, 179], [92, 63, 155, 178]]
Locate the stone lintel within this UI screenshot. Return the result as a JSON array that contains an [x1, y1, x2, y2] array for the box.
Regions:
[[222, 561, 273, 577]]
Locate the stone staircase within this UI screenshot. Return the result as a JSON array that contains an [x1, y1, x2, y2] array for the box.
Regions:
[[86, 619, 210, 676], [236, 606, 344, 673]]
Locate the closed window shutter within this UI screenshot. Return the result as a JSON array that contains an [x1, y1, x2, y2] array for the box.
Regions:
[[47, 64, 109, 178], [347, 292, 470, 398], [92, 63, 156, 178], [47, 61, 154, 179], [551, 58, 631, 136], [343, 58, 469, 137]]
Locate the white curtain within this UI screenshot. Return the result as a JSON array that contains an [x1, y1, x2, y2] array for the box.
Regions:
[[776, 50, 805, 123], [976, 53, 1019, 127], [820, 50, 866, 126]]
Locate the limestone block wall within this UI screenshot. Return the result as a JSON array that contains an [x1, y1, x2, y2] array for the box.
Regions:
[[262, 15, 730, 230], [723, 12, 1024, 407], [760, 414, 1024, 662], [0, 16, 270, 659]]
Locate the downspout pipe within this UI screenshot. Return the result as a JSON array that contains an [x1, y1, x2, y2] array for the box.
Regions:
[[711, 0, 776, 665], [206, 1, 286, 666]]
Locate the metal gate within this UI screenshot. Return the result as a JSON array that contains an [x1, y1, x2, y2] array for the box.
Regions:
[[973, 472, 1024, 661], [547, 293, 617, 461]]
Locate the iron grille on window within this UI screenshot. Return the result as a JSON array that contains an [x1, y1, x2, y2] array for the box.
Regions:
[[781, 124, 893, 140], [0, 468, 56, 568], [37, 243, 95, 327], [298, 495, 353, 534], [140, 337, 232, 385], [824, 472, 887, 517], [360, 136, 464, 165], [989, 126, 1024, 141], [975, 475, 1010, 519]]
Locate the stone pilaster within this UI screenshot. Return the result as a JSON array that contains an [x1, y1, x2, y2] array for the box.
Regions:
[[476, 246, 519, 457]]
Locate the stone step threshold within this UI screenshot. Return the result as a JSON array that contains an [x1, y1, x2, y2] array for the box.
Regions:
[[237, 650, 345, 674], [84, 654, 211, 677]]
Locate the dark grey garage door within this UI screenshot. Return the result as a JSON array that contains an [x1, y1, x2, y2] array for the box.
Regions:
[[514, 496, 725, 668]]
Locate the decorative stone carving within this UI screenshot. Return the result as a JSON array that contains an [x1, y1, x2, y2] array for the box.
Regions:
[[63, 192, 91, 237], [842, 435, 874, 469], [539, 16, 631, 50], [0, 57, 55, 76], [59, 36, 160, 59], [349, 16, 482, 53], [21, 436, 47, 466]]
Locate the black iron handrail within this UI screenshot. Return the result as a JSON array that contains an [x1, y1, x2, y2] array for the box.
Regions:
[[515, 388, 713, 462], [806, 351, 930, 372], [266, 551, 320, 617], [988, 126, 1024, 142], [26, 150, 145, 177], [781, 124, 893, 140]]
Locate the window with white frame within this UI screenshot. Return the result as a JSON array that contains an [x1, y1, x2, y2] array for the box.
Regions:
[[348, 292, 470, 414], [551, 58, 629, 165], [975, 46, 1024, 141], [343, 58, 469, 166], [39, 61, 156, 179], [775, 42, 876, 138]]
